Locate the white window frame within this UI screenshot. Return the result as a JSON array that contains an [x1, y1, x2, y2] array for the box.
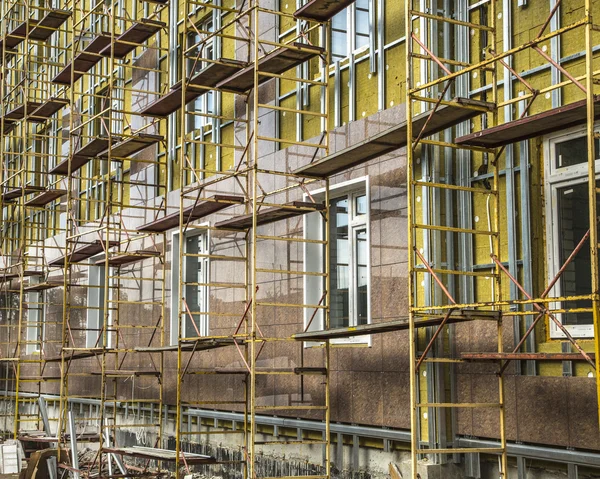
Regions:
[[170, 226, 210, 345], [131, 49, 159, 133], [330, 0, 371, 63], [304, 176, 371, 345], [187, 17, 215, 132], [26, 276, 43, 354], [86, 257, 114, 348], [544, 124, 600, 338]]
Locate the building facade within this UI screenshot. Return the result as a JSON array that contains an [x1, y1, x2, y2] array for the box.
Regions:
[[0, 0, 598, 478]]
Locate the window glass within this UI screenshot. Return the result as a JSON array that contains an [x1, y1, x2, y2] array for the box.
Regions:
[[355, 227, 368, 325], [26, 289, 42, 354], [330, 197, 349, 329], [555, 136, 599, 169], [187, 19, 213, 75], [305, 183, 370, 338], [86, 264, 106, 348], [355, 194, 367, 215], [557, 180, 600, 327], [187, 20, 214, 131], [355, 0, 370, 50], [184, 234, 208, 337], [547, 131, 600, 338], [330, 1, 370, 62], [331, 12, 347, 62]]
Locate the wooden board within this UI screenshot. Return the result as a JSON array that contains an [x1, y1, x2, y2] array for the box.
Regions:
[[218, 43, 324, 93], [30, 98, 69, 119], [50, 137, 112, 175], [461, 352, 596, 361], [25, 189, 66, 207], [137, 194, 244, 233], [45, 348, 108, 362], [139, 87, 201, 117], [0, 10, 68, 49], [294, 0, 356, 21], [99, 19, 165, 58], [295, 98, 495, 177], [24, 281, 62, 292], [52, 34, 112, 84], [215, 201, 325, 230], [2, 120, 16, 134], [102, 446, 215, 465], [1, 185, 46, 201], [1, 22, 29, 49], [455, 96, 600, 148], [136, 337, 240, 353], [98, 249, 161, 267], [28, 10, 71, 41], [139, 60, 245, 117], [49, 155, 94, 175], [0, 270, 44, 283], [105, 133, 163, 158], [19, 433, 99, 442], [293, 310, 501, 340], [49, 240, 119, 267], [90, 370, 160, 376], [3, 101, 43, 122], [188, 58, 247, 88]]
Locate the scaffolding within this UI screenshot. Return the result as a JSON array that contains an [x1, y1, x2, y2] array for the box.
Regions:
[[0, 0, 597, 478], [130, 0, 333, 478], [49, 0, 170, 475], [404, 0, 600, 477], [0, 0, 71, 441], [170, 3, 332, 479]]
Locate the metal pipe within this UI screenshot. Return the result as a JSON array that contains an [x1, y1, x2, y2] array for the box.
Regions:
[[9, 392, 600, 468], [456, 437, 600, 468], [22, 392, 600, 469]]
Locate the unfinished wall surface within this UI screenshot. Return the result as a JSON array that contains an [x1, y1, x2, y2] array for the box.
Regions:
[[0, 0, 599, 478], [10, 103, 599, 457]]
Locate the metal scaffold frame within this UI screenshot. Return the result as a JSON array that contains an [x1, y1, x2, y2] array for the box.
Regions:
[[52, 0, 170, 475], [165, 1, 333, 478], [0, 0, 71, 441], [405, 0, 600, 476], [0, 0, 598, 477]]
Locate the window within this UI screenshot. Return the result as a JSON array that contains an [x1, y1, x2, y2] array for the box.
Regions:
[[84, 88, 113, 220], [331, 0, 370, 63], [171, 229, 209, 344], [86, 262, 112, 347], [304, 178, 370, 343], [26, 277, 43, 354], [93, 87, 111, 138], [30, 130, 46, 187], [545, 128, 600, 338], [131, 49, 159, 133], [187, 18, 215, 131]]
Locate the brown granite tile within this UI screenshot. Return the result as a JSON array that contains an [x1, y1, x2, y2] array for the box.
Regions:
[[381, 371, 410, 429], [566, 377, 600, 450], [455, 373, 474, 436], [352, 335, 383, 372], [352, 371, 383, 425], [382, 329, 410, 372], [332, 370, 353, 423], [515, 376, 568, 446]]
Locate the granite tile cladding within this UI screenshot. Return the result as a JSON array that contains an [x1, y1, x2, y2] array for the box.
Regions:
[[8, 105, 599, 452]]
